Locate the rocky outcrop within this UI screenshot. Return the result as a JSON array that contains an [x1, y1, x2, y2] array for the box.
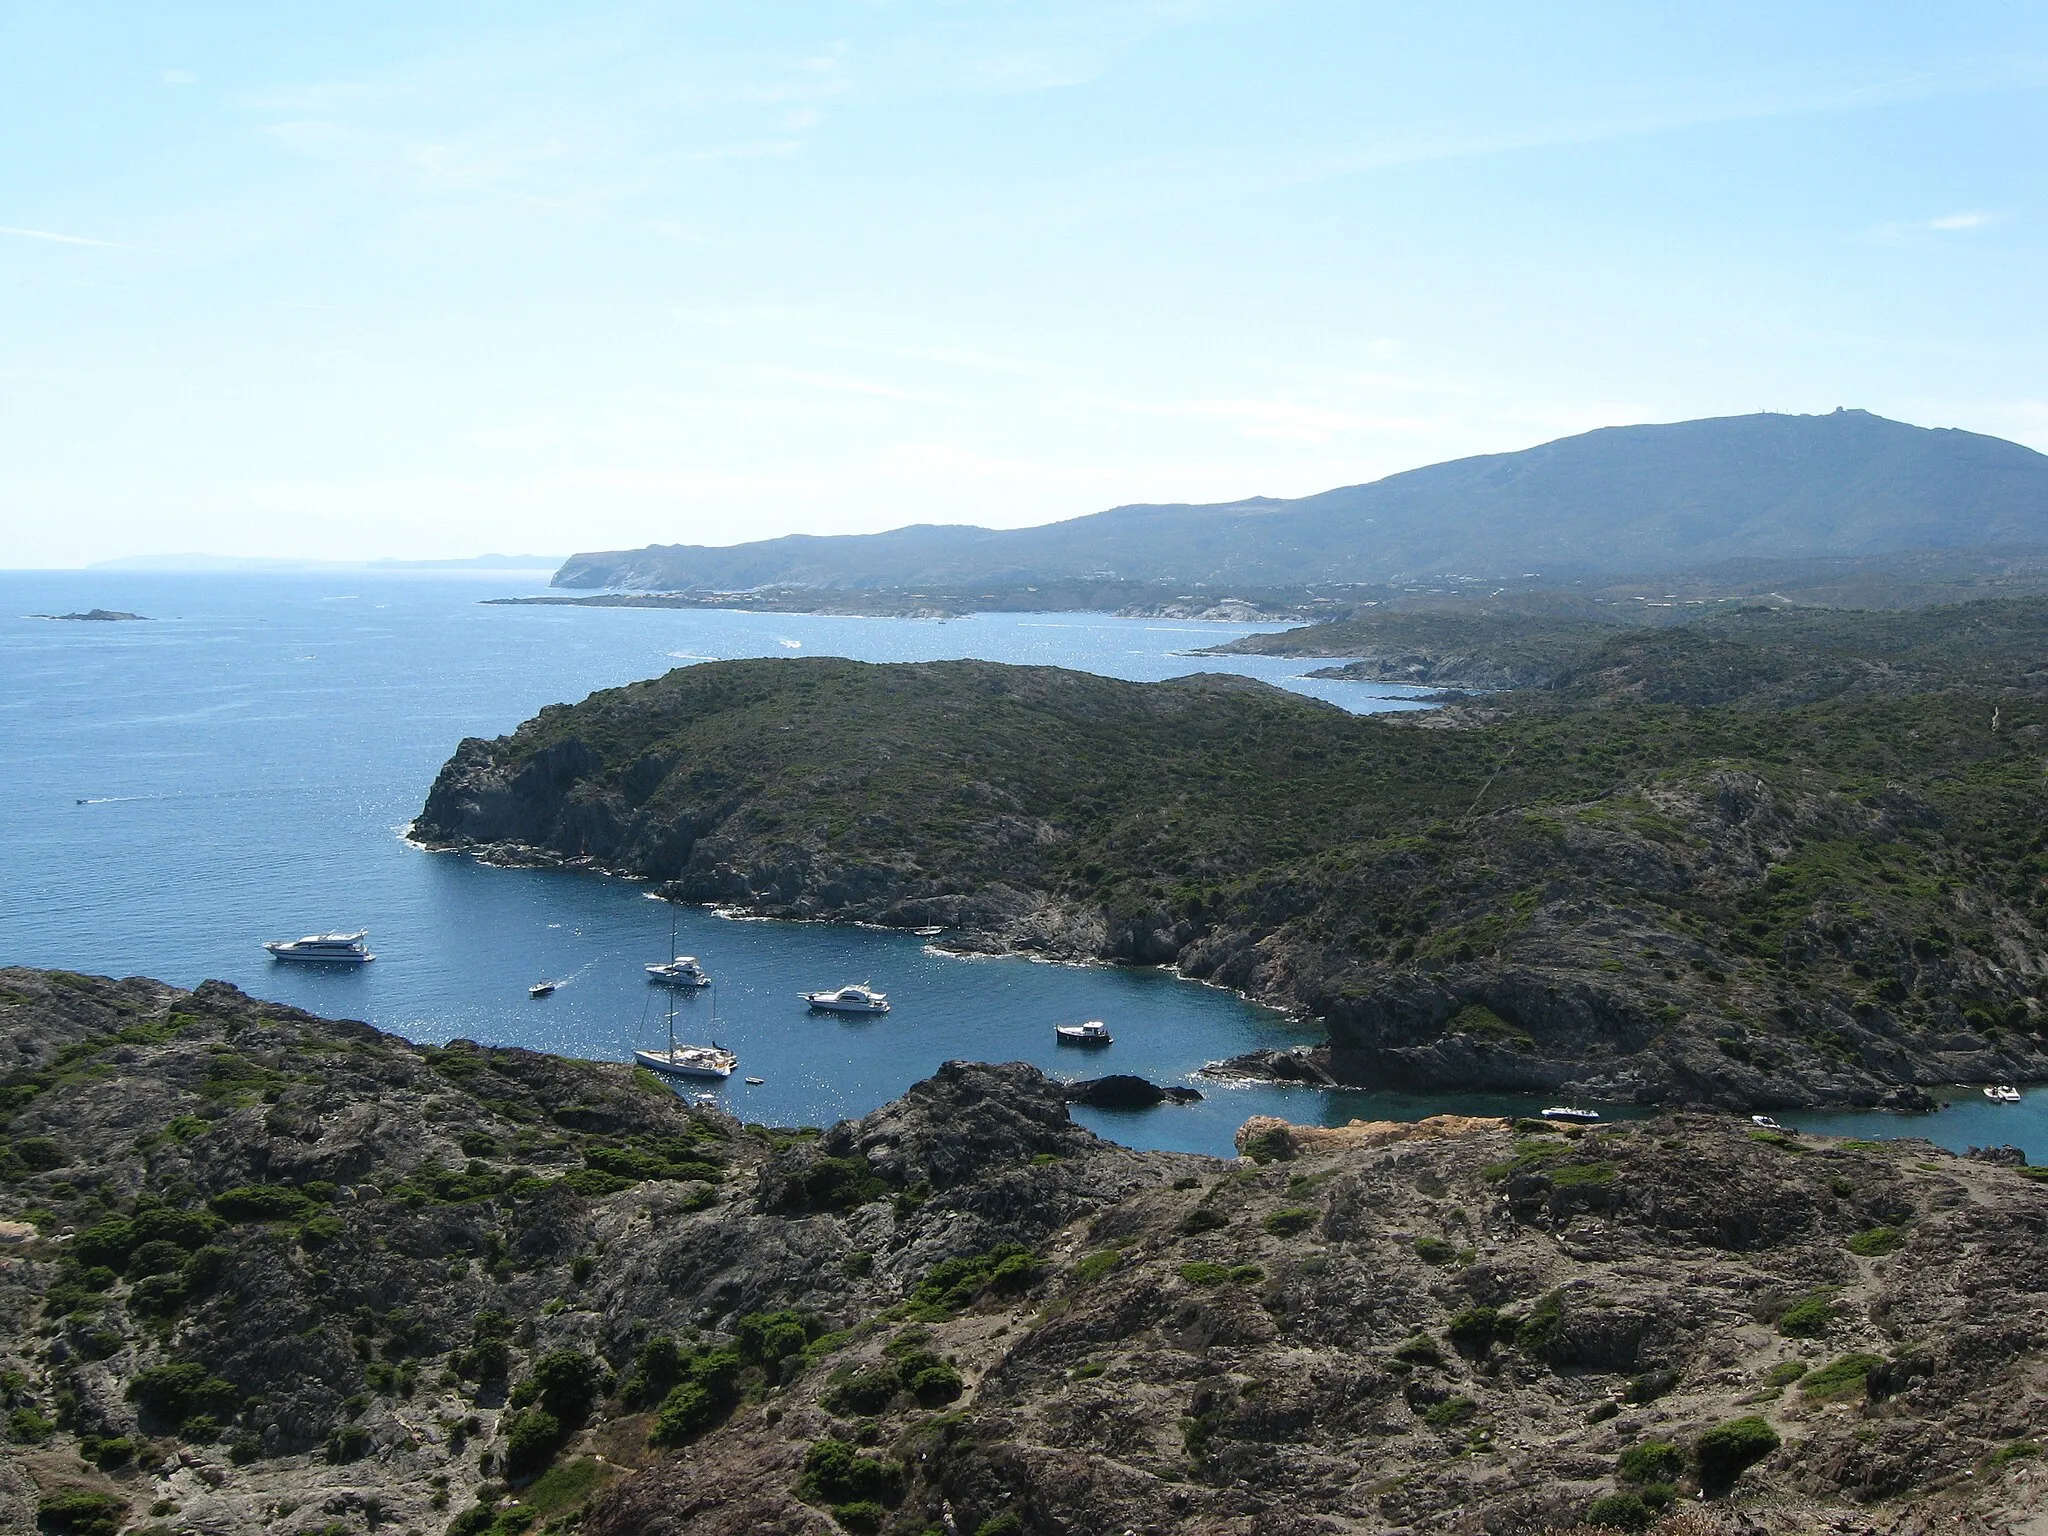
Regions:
[[6, 971, 2048, 1535]]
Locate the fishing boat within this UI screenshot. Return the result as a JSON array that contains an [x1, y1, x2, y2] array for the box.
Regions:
[[1540, 1105, 1601, 1123], [1055, 1019, 1113, 1047], [263, 930, 374, 964], [635, 987, 736, 1081], [528, 980, 557, 998], [802, 982, 890, 1014], [1985, 1084, 2022, 1104]]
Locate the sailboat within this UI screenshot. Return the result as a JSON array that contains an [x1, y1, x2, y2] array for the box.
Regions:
[[635, 984, 737, 1081]]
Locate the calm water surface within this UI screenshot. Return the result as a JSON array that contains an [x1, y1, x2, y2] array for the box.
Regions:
[[0, 571, 2037, 1160]]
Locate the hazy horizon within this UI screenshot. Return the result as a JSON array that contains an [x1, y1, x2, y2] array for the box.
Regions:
[[5, 3, 2044, 567]]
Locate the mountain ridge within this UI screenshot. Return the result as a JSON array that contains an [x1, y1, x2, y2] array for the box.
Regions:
[[554, 410, 2048, 592]]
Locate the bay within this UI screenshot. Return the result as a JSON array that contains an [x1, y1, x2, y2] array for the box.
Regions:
[[0, 570, 2036, 1161]]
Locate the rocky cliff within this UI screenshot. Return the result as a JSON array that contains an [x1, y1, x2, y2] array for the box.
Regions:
[[4, 972, 2047, 1536]]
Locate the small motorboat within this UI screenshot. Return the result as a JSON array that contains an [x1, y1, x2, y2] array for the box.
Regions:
[[647, 955, 712, 988], [1540, 1105, 1601, 1123], [1985, 1084, 2022, 1104], [1750, 1114, 1783, 1130], [529, 980, 557, 998], [1055, 1019, 1113, 1047], [803, 983, 890, 1014], [743, 1076, 764, 1086], [264, 930, 374, 964]]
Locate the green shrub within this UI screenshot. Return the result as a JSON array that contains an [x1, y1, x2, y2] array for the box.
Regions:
[[1992, 1440, 2042, 1467], [1515, 1290, 1565, 1355], [1238, 1127, 1295, 1163], [646, 1346, 743, 1446], [8, 1406, 53, 1443], [325, 1424, 372, 1463], [1447, 1305, 1504, 1355], [1179, 1205, 1228, 1235], [1764, 1360, 1808, 1388], [1262, 1207, 1317, 1238], [1393, 1335, 1442, 1367], [1585, 1492, 1654, 1531], [1423, 1396, 1477, 1428], [1799, 1353, 1883, 1402], [1412, 1236, 1457, 1265], [1179, 1261, 1231, 1286], [524, 1350, 604, 1429], [128, 1361, 239, 1425], [801, 1438, 903, 1506], [909, 1245, 1038, 1316], [1777, 1291, 1837, 1338], [1072, 1249, 1123, 1282], [823, 1366, 903, 1416], [1617, 1440, 1683, 1484], [1695, 1416, 1780, 1489], [209, 1185, 316, 1223], [734, 1309, 825, 1370], [1845, 1226, 1905, 1256], [973, 1515, 1024, 1536], [127, 1239, 188, 1278], [36, 1488, 127, 1536], [503, 1407, 565, 1477], [831, 1501, 886, 1534]]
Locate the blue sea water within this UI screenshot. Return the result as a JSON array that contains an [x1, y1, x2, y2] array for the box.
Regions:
[[0, 570, 2037, 1160]]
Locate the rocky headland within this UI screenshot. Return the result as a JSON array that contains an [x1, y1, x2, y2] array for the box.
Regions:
[[413, 598, 2048, 1111], [3, 970, 2046, 1536]]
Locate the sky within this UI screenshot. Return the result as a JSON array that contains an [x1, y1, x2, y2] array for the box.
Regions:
[[2, 2, 2044, 567]]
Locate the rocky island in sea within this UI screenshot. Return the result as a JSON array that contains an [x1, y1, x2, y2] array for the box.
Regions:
[[2, 967, 2045, 1535], [29, 610, 149, 622], [413, 595, 2048, 1114]]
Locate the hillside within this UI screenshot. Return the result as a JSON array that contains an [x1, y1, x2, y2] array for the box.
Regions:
[[414, 600, 2048, 1109], [553, 411, 2048, 591], [4, 970, 2046, 1536]]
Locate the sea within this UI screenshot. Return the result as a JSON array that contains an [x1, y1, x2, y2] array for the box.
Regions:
[[1, 569, 2036, 1161]]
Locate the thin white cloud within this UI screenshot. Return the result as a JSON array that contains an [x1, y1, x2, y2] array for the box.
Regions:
[[1928, 211, 1995, 231], [0, 224, 123, 247]]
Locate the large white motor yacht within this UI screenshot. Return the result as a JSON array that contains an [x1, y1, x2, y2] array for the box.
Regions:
[[647, 955, 712, 988], [802, 983, 890, 1014], [1539, 1105, 1601, 1123], [263, 931, 374, 963]]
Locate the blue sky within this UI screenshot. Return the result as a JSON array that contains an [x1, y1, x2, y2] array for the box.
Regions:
[[2, 2, 2044, 565]]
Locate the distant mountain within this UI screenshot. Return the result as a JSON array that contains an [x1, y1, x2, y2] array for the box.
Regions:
[[554, 410, 2048, 591]]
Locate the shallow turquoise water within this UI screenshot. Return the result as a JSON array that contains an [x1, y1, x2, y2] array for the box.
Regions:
[[0, 571, 2036, 1161]]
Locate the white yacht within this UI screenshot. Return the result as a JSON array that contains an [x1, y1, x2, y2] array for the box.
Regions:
[[1055, 1019, 1113, 1047], [264, 931, 374, 964], [635, 988, 736, 1081], [1986, 1084, 2022, 1104], [636, 1042, 737, 1081], [646, 956, 711, 988], [802, 983, 890, 1014], [1540, 1105, 1601, 1123], [1750, 1114, 1784, 1130]]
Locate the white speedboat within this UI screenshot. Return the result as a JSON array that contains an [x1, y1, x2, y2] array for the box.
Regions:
[[1540, 1105, 1601, 1123], [634, 987, 736, 1081], [264, 931, 374, 964], [646, 956, 711, 988], [529, 980, 557, 998], [1985, 1084, 2022, 1104], [803, 983, 890, 1014], [1750, 1114, 1783, 1130], [1055, 1019, 1113, 1047]]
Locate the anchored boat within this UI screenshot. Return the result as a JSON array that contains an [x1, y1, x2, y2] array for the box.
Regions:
[[802, 983, 890, 1014], [635, 987, 736, 1081], [1540, 1105, 1601, 1123], [1055, 1019, 1113, 1047], [263, 930, 374, 964]]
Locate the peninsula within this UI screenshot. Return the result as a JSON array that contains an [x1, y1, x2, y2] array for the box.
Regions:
[[415, 596, 2048, 1111]]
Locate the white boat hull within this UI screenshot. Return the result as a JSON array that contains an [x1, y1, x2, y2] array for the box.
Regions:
[[265, 946, 374, 964], [1056, 1029, 1112, 1046], [634, 1049, 735, 1080]]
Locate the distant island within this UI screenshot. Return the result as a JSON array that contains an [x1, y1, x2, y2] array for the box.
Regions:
[[415, 594, 2048, 1112], [549, 409, 2048, 594], [30, 609, 149, 622]]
